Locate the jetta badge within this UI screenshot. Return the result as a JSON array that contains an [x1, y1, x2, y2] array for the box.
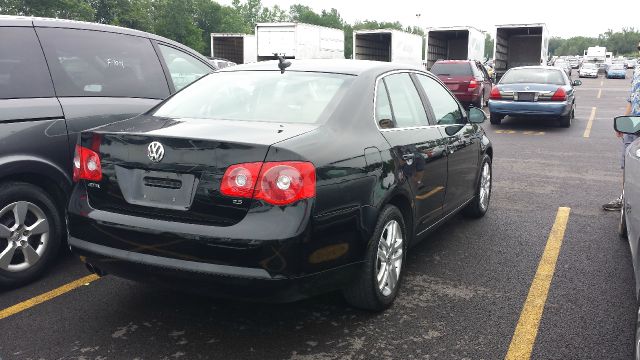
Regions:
[[147, 141, 165, 163]]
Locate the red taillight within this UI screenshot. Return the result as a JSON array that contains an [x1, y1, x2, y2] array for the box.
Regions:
[[468, 80, 478, 89], [220, 161, 316, 206], [73, 145, 102, 182], [551, 87, 567, 101], [490, 86, 501, 100], [220, 162, 262, 198]]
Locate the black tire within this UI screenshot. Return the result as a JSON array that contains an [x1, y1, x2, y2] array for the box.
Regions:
[[342, 205, 407, 311], [0, 182, 62, 288], [559, 104, 574, 128], [463, 155, 492, 218], [620, 194, 628, 239], [490, 113, 503, 125]]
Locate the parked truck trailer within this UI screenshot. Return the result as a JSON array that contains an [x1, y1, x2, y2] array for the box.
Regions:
[[255, 22, 344, 61], [210, 33, 257, 64], [425, 26, 485, 70], [352, 29, 423, 68], [493, 23, 549, 80]]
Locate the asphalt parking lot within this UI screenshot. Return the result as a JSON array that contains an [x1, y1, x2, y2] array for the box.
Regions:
[[0, 70, 637, 360]]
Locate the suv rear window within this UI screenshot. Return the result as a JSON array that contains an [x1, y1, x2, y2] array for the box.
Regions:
[[430, 62, 473, 76], [154, 71, 353, 124], [0, 27, 55, 99], [37, 28, 169, 99]]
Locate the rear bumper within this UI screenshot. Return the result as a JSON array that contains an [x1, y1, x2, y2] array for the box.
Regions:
[[579, 72, 598, 78], [488, 100, 571, 117], [70, 236, 360, 302], [67, 184, 364, 301]]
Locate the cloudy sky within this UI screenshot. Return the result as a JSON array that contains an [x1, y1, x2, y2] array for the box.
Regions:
[[219, 0, 637, 38]]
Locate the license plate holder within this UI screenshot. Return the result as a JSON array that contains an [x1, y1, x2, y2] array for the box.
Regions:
[[517, 92, 536, 102]]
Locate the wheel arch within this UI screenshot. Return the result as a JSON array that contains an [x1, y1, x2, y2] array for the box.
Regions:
[[0, 156, 72, 213]]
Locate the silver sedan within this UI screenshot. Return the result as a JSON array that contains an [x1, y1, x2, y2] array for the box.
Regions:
[[615, 115, 640, 360]]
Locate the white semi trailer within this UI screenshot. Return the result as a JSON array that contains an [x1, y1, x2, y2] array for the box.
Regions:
[[352, 29, 423, 68], [425, 26, 485, 69], [210, 33, 257, 64], [493, 23, 549, 80], [255, 22, 344, 61]]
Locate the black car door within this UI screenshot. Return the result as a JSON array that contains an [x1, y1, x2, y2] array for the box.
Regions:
[[415, 74, 480, 214], [375, 72, 448, 233], [35, 26, 173, 162]]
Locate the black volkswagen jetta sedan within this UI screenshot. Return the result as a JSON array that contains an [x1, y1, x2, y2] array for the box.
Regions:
[[68, 59, 493, 311]]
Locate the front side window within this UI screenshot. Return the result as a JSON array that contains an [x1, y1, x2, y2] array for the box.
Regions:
[[416, 74, 464, 125], [157, 44, 212, 91], [154, 71, 353, 124], [382, 73, 429, 128], [38, 28, 169, 99], [0, 27, 54, 99]]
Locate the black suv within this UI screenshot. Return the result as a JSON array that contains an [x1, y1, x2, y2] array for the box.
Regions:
[[0, 16, 216, 287]]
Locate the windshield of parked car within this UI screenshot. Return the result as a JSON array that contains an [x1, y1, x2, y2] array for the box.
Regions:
[[582, 63, 597, 69], [154, 71, 353, 124], [500, 68, 566, 85], [430, 62, 472, 76]]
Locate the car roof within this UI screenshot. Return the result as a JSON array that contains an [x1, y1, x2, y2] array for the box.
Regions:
[[0, 15, 209, 65], [509, 66, 563, 70], [434, 60, 474, 64], [219, 59, 423, 76]]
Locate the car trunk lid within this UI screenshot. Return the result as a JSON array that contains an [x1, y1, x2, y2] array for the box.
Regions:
[[83, 116, 316, 226]]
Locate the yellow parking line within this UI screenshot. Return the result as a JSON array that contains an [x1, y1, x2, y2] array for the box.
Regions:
[[505, 207, 571, 360], [0, 274, 99, 321], [583, 107, 597, 138], [597, 89, 602, 99]]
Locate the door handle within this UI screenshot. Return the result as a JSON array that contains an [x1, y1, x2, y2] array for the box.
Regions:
[[402, 153, 414, 165]]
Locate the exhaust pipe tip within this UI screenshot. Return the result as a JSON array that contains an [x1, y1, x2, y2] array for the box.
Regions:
[[85, 262, 106, 277]]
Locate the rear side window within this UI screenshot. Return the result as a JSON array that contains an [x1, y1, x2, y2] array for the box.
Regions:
[[382, 73, 429, 128], [157, 44, 212, 91], [0, 27, 54, 99], [430, 62, 472, 76], [37, 28, 169, 99]]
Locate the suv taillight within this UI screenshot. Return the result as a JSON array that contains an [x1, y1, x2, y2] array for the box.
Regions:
[[73, 145, 102, 182], [221, 161, 316, 206], [490, 86, 501, 100], [468, 80, 478, 89], [551, 88, 567, 101]]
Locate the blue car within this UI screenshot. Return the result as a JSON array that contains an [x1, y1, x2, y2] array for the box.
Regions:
[[607, 64, 627, 79], [488, 66, 582, 127]]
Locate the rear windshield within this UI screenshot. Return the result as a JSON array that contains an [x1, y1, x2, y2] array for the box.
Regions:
[[430, 63, 472, 76], [582, 63, 597, 69], [611, 64, 625, 70], [154, 71, 353, 124], [500, 68, 566, 85]]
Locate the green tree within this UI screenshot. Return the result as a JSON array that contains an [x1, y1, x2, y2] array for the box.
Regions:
[[154, 0, 204, 53], [484, 34, 494, 59], [3, 0, 95, 21]]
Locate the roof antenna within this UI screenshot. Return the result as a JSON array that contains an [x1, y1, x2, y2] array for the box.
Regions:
[[274, 53, 291, 74]]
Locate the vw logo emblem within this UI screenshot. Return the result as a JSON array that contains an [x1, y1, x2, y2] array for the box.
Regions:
[[524, 86, 530, 91], [147, 141, 165, 163]]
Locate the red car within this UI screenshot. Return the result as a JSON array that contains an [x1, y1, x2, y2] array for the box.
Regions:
[[430, 60, 493, 108]]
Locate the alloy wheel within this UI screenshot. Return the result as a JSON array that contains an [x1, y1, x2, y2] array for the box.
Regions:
[[479, 162, 491, 211], [0, 201, 50, 272], [376, 220, 403, 297]]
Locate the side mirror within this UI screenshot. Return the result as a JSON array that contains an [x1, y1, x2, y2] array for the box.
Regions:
[[468, 107, 487, 124], [614, 116, 640, 134], [378, 118, 394, 129], [572, 80, 582, 86]]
